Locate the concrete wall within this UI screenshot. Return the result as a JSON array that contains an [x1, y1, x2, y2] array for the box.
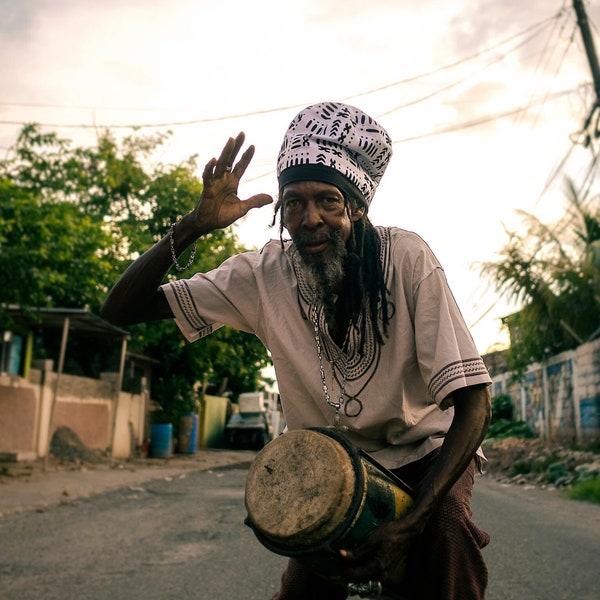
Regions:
[[0, 366, 148, 460], [0, 376, 38, 455], [491, 339, 600, 443]]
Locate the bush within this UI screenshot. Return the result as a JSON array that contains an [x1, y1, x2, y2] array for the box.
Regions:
[[487, 418, 534, 440], [562, 478, 600, 504], [486, 394, 534, 441], [491, 394, 513, 421]]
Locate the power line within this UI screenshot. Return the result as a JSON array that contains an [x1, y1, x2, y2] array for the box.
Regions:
[[376, 21, 565, 120], [0, 9, 569, 131], [512, 3, 576, 130], [362, 9, 567, 109], [213, 87, 585, 186], [391, 87, 579, 144], [0, 103, 308, 130]]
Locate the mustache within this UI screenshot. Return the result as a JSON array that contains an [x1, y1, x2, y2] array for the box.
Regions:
[[293, 231, 341, 250]]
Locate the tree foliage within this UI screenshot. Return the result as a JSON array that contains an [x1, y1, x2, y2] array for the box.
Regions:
[[0, 179, 113, 313], [480, 178, 600, 373], [0, 124, 271, 414]]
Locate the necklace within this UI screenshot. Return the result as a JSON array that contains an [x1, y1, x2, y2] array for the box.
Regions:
[[313, 303, 368, 431], [312, 304, 350, 431]]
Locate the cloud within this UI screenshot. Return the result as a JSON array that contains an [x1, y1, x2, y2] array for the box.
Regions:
[[0, 0, 597, 352]]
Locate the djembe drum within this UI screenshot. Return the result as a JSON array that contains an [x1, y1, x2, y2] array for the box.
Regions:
[[244, 427, 413, 583]]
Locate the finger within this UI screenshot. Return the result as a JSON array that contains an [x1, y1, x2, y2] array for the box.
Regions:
[[231, 132, 245, 160], [337, 552, 385, 581], [214, 138, 235, 177], [202, 157, 217, 184], [335, 561, 373, 582], [338, 548, 361, 566], [239, 193, 273, 215], [232, 144, 255, 179], [215, 132, 246, 177]]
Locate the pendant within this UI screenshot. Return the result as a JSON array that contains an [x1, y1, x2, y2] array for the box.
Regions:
[[344, 396, 363, 418], [328, 411, 348, 432]]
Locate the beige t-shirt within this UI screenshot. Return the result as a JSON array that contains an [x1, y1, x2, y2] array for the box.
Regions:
[[161, 227, 491, 469]]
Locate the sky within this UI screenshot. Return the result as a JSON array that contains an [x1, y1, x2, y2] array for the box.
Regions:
[[1, 0, 599, 354]]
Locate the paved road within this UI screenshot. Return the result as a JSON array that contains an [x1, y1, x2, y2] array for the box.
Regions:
[[0, 467, 598, 599], [472, 477, 599, 600]]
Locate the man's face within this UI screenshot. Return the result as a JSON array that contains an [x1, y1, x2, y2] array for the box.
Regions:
[[281, 181, 364, 264]]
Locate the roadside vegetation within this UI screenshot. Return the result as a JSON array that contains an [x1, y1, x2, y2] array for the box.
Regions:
[[563, 478, 600, 504], [0, 125, 272, 432], [479, 180, 600, 377], [484, 394, 600, 505], [477, 176, 600, 505]]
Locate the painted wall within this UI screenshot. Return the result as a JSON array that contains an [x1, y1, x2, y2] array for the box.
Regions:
[[0, 366, 147, 460], [490, 339, 600, 443]]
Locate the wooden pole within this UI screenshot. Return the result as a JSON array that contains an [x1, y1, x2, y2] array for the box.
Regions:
[[108, 337, 128, 466], [43, 316, 69, 471]]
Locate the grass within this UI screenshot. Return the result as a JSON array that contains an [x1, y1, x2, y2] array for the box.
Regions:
[[561, 478, 600, 505]]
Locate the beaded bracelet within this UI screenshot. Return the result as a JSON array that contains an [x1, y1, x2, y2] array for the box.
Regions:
[[168, 222, 197, 272]]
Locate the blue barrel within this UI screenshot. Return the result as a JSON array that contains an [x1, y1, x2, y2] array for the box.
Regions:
[[150, 423, 173, 458], [178, 413, 199, 454]]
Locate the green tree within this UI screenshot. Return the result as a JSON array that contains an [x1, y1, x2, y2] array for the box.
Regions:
[[0, 124, 271, 416], [0, 179, 115, 318], [480, 178, 600, 373]]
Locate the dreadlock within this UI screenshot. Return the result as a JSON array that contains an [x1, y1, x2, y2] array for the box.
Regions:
[[271, 195, 390, 350]]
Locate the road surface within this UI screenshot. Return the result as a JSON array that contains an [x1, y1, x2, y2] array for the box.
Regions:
[[0, 467, 598, 599]]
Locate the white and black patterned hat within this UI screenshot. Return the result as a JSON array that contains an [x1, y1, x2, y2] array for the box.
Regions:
[[277, 102, 392, 208]]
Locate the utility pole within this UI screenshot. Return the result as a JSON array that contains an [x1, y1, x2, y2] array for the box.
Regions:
[[572, 0, 600, 133]]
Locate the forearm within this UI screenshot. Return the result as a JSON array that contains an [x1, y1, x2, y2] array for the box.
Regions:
[[101, 133, 272, 327], [402, 384, 491, 531], [101, 213, 201, 325]]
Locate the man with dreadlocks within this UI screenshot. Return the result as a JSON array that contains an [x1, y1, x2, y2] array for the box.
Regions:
[[102, 102, 492, 599]]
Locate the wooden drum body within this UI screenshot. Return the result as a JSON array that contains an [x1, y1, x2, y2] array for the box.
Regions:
[[244, 427, 413, 582]]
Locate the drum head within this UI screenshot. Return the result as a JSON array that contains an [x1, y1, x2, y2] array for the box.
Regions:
[[245, 429, 358, 549]]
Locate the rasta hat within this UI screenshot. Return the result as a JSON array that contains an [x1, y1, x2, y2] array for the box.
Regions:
[[276, 101, 393, 209]]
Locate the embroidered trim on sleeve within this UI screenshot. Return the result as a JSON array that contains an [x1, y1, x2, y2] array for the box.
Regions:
[[429, 357, 490, 400], [170, 279, 213, 333]]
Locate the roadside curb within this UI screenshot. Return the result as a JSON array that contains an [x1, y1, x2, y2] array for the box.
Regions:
[[0, 449, 257, 518]]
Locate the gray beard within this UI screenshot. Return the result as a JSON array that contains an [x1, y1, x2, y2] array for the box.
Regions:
[[294, 234, 347, 325]]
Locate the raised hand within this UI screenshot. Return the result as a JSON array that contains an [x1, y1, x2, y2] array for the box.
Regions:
[[192, 132, 273, 233]]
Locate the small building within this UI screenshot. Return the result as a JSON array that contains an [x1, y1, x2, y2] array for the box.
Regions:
[[0, 306, 147, 461]]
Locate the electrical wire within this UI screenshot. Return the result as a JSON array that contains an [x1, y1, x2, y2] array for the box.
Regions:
[[390, 87, 578, 144], [512, 3, 574, 130], [0, 9, 570, 131], [377, 14, 569, 119]]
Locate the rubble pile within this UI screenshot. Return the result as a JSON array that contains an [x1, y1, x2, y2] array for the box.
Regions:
[[482, 437, 600, 488], [50, 426, 104, 464]]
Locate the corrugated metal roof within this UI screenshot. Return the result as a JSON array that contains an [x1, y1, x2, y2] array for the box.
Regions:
[[3, 306, 130, 339]]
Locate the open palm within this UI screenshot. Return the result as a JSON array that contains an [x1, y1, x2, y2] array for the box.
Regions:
[[192, 132, 272, 232]]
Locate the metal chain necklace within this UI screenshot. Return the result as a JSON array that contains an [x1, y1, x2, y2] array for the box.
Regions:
[[312, 304, 349, 431]]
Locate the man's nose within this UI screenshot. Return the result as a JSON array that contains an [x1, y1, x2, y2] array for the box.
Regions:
[[301, 201, 323, 228]]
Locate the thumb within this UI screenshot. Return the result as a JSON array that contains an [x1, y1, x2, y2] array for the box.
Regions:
[[241, 193, 274, 213]]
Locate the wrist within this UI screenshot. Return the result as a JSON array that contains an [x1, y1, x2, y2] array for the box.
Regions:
[[168, 214, 203, 273], [176, 212, 206, 243]]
